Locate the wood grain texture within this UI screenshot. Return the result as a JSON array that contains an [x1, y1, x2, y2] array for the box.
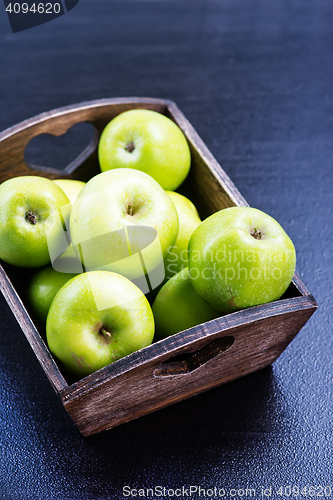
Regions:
[[166, 102, 248, 213], [0, 98, 318, 436], [0, 264, 67, 392], [0, 97, 167, 182], [61, 299, 316, 436]]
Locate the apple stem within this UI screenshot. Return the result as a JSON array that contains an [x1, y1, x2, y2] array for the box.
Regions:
[[251, 227, 264, 240], [125, 142, 135, 153], [127, 201, 133, 216], [100, 327, 112, 339], [25, 211, 39, 225]]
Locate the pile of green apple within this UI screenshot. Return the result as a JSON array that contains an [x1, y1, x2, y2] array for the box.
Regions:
[[0, 109, 296, 381]]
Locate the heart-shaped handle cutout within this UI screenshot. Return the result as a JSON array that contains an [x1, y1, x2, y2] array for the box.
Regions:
[[24, 122, 98, 175]]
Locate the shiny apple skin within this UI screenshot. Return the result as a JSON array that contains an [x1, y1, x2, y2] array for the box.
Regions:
[[164, 191, 201, 280], [188, 206, 296, 313], [98, 109, 191, 191], [53, 179, 86, 205], [46, 271, 155, 380], [0, 176, 70, 268], [153, 267, 220, 339], [27, 265, 79, 325], [69, 168, 179, 284]]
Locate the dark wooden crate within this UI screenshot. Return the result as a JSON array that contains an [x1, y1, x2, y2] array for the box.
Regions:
[[0, 98, 317, 436]]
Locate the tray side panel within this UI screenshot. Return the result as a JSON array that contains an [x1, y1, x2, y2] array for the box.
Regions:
[[62, 305, 315, 436], [166, 102, 248, 214], [0, 264, 67, 392], [0, 97, 168, 183]]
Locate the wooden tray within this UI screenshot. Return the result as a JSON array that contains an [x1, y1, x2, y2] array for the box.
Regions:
[[0, 97, 317, 436]]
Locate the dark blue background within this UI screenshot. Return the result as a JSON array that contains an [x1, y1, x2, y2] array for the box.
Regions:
[[64, 0, 79, 12], [0, 1, 332, 499]]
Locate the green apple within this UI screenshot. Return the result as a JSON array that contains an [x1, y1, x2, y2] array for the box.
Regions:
[[46, 271, 155, 379], [52, 179, 87, 270], [164, 191, 201, 280], [153, 267, 220, 339], [53, 179, 86, 205], [27, 265, 79, 325], [0, 176, 71, 268], [51, 243, 84, 274], [70, 168, 179, 291], [28, 243, 84, 324], [188, 206, 296, 313], [98, 109, 191, 191]]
